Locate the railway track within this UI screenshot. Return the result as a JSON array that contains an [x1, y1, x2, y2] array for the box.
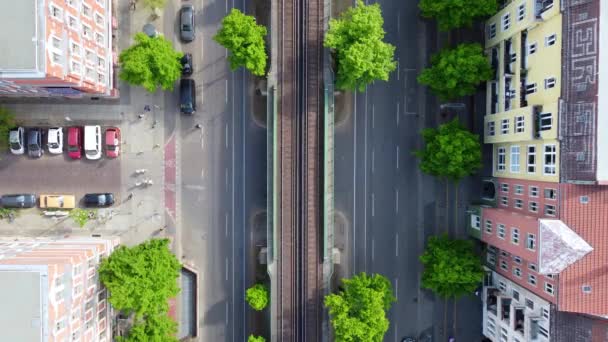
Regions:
[[276, 0, 324, 337]]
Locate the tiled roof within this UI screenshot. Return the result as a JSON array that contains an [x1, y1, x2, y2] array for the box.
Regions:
[[558, 184, 608, 317], [551, 310, 608, 342]]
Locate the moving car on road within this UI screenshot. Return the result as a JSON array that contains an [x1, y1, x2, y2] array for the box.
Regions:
[[84, 193, 115, 207], [47, 127, 63, 154], [180, 5, 195, 42], [105, 127, 121, 158], [180, 78, 196, 114], [1, 194, 36, 208], [67, 126, 83, 159], [181, 53, 193, 76], [39, 194, 76, 209], [9, 127, 24, 155], [27, 129, 43, 158], [84, 125, 102, 160]]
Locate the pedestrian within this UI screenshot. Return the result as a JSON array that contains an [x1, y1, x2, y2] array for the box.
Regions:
[[138, 113, 145, 119], [195, 123, 202, 129], [144, 105, 151, 112], [127, 192, 134, 200]]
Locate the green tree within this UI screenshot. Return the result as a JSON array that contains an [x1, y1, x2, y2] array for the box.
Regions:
[[99, 239, 181, 317], [419, 0, 497, 31], [414, 118, 482, 182], [245, 284, 269, 311], [418, 43, 493, 101], [419, 234, 484, 299], [324, 273, 395, 342], [0, 108, 16, 152], [324, 0, 396, 91], [248, 335, 266, 342], [69, 208, 95, 228], [116, 314, 178, 342], [119, 33, 183, 92], [142, 0, 166, 10], [214, 9, 267, 76]]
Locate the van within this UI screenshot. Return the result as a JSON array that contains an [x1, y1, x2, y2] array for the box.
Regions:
[[180, 79, 196, 114], [84, 125, 101, 160]]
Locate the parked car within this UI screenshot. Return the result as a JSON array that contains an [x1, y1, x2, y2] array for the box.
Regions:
[[9, 127, 25, 155], [181, 53, 193, 76], [105, 127, 121, 158], [1, 194, 36, 208], [84, 193, 115, 207], [84, 125, 102, 160], [180, 4, 195, 42], [47, 127, 63, 154], [67, 126, 83, 159], [27, 129, 43, 158], [39, 194, 76, 209], [180, 78, 196, 114]]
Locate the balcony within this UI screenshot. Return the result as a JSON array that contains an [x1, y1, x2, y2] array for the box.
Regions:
[[487, 288, 499, 316], [504, 39, 514, 75], [521, 30, 528, 71], [501, 298, 512, 323], [491, 47, 499, 80], [514, 308, 525, 335], [490, 82, 499, 114], [504, 76, 515, 111], [535, 0, 554, 18]]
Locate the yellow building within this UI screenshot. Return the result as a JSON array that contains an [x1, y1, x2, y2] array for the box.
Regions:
[[484, 0, 561, 182]]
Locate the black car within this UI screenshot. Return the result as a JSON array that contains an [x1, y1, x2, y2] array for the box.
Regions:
[[180, 5, 195, 42], [181, 53, 193, 76], [27, 128, 43, 158], [84, 193, 115, 207], [180, 78, 196, 114], [1, 194, 36, 208]]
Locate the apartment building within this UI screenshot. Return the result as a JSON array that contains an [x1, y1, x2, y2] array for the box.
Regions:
[[0, 236, 119, 342], [468, 178, 608, 341], [0, 0, 117, 98]]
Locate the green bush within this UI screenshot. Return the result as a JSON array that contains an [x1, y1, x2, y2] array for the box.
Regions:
[[245, 284, 269, 311]]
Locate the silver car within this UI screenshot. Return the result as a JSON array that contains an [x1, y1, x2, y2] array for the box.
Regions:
[[9, 127, 24, 155], [180, 5, 195, 42]]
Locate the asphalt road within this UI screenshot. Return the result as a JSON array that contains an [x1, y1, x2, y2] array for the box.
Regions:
[[166, 0, 267, 341], [333, 0, 483, 341]]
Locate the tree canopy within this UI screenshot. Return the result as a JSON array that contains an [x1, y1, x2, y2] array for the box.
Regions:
[[418, 43, 493, 101], [324, 0, 396, 92], [142, 0, 166, 10], [414, 118, 482, 182], [0, 108, 16, 152], [324, 272, 395, 342], [419, 234, 484, 299], [119, 33, 183, 92], [99, 238, 181, 317], [214, 9, 268, 76], [116, 313, 178, 342], [419, 0, 497, 31], [245, 284, 269, 311], [248, 335, 266, 342]]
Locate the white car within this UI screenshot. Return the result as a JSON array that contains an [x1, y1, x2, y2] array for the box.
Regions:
[[47, 127, 63, 154], [84, 125, 102, 160], [9, 127, 24, 155]]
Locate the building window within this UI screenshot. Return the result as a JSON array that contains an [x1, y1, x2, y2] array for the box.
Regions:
[[73, 284, 82, 296], [515, 116, 525, 133], [514, 199, 523, 209], [539, 325, 550, 338], [471, 214, 481, 230], [71, 42, 81, 56], [542, 307, 550, 319], [528, 262, 537, 272], [497, 147, 506, 171], [529, 201, 538, 213], [502, 13, 511, 31], [82, 3, 91, 17], [528, 42, 537, 55], [98, 57, 106, 69], [500, 260, 508, 271], [539, 113, 552, 130], [68, 15, 78, 29], [85, 67, 95, 80], [529, 186, 539, 197], [55, 318, 66, 332], [544, 188, 557, 200], [82, 24, 92, 39], [501, 119, 509, 134], [498, 224, 506, 239], [50, 4, 63, 19], [525, 83, 537, 94], [500, 250, 509, 258], [544, 282, 554, 295], [543, 144, 556, 175], [485, 220, 493, 234], [527, 233, 536, 250], [525, 298, 534, 309], [527, 146, 536, 173], [489, 23, 497, 39], [487, 252, 496, 265], [501, 183, 509, 193], [95, 12, 105, 27], [512, 289, 520, 301], [500, 196, 508, 207], [95, 33, 105, 46], [52, 53, 62, 64], [544, 77, 556, 89], [487, 317, 496, 335], [582, 285, 592, 294], [528, 274, 537, 286], [544, 204, 556, 216], [52, 36, 61, 49], [73, 264, 82, 277], [487, 121, 495, 136], [517, 3, 525, 21], [513, 267, 522, 278], [511, 227, 520, 244], [514, 184, 523, 195], [510, 145, 520, 173], [580, 195, 589, 204], [70, 60, 81, 74], [545, 33, 556, 46], [85, 50, 96, 64], [513, 256, 522, 264]]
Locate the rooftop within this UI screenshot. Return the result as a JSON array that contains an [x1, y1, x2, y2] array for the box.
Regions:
[[0, 0, 41, 73]]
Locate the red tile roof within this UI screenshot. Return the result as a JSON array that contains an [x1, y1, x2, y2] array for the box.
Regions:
[[558, 184, 608, 317]]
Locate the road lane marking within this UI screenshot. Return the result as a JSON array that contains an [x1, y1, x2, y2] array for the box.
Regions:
[[396, 145, 400, 169], [396, 102, 400, 126], [395, 189, 399, 214], [225, 79, 228, 104], [225, 213, 229, 237], [364, 89, 369, 268], [395, 277, 399, 300], [353, 92, 358, 272], [225, 0, 228, 13], [225, 301, 229, 325], [397, 13, 400, 36], [225, 167, 229, 187], [225, 123, 229, 149], [372, 104, 375, 129], [396, 58, 400, 81], [371, 239, 375, 261], [201, 167, 205, 180], [395, 233, 399, 257], [371, 149, 375, 174], [371, 192, 375, 217], [225, 258, 229, 281]]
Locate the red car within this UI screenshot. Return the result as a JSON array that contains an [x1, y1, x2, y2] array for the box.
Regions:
[[67, 126, 83, 159], [105, 127, 121, 158]]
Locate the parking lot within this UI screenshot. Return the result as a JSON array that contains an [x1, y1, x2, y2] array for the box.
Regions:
[[0, 126, 121, 208]]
